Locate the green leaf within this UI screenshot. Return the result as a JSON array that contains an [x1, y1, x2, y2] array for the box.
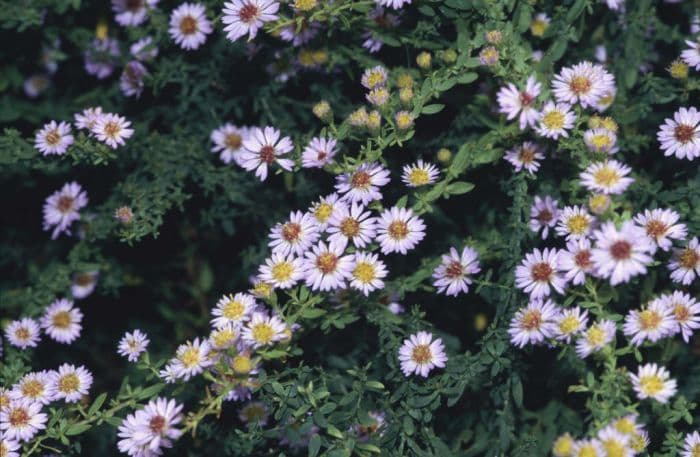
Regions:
[[65, 423, 92, 436], [456, 72, 478, 84], [308, 434, 322, 457], [421, 104, 445, 115], [446, 181, 475, 195], [88, 393, 107, 416]]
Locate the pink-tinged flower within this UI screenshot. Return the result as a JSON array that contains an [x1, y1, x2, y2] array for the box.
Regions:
[[34, 121, 73, 156], [552, 61, 615, 108], [504, 141, 545, 175], [41, 298, 83, 344], [52, 364, 93, 403], [112, 0, 158, 27], [118, 397, 184, 456], [432, 246, 481, 296], [42, 182, 88, 239], [515, 248, 566, 299], [496, 74, 542, 129], [660, 291, 700, 343], [92, 113, 134, 149], [552, 306, 588, 343], [633, 208, 687, 252], [575, 319, 616, 358], [630, 363, 677, 403], [120, 61, 148, 98], [623, 298, 676, 346], [657, 106, 700, 160], [591, 221, 654, 286], [668, 237, 700, 285], [168, 3, 212, 50], [398, 331, 447, 377], [681, 39, 700, 70], [210, 124, 251, 165], [535, 101, 576, 139], [555, 205, 595, 240], [269, 210, 320, 256], [9, 370, 56, 405], [117, 329, 150, 362], [335, 162, 390, 205], [529, 195, 560, 239], [74, 107, 104, 132], [4, 318, 41, 349], [240, 126, 294, 181], [301, 240, 354, 291], [559, 238, 595, 286], [326, 203, 376, 250], [222, 0, 279, 42], [301, 137, 337, 168], [508, 299, 558, 348], [0, 399, 47, 442], [580, 160, 634, 195], [375, 207, 426, 255]]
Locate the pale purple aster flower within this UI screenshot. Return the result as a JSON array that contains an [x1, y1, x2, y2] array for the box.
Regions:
[[515, 248, 566, 299], [375, 206, 425, 255], [269, 211, 320, 257], [52, 364, 93, 403], [112, 0, 158, 26], [9, 371, 56, 405], [301, 240, 354, 291], [575, 319, 616, 358], [591, 221, 654, 286], [583, 128, 618, 153], [0, 399, 47, 442], [552, 61, 615, 108], [34, 121, 73, 156], [633, 208, 687, 252], [222, 0, 280, 42], [580, 160, 634, 194], [92, 113, 134, 149], [71, 271, 99, 299], [301, 137, 337, 168], [279, 21, 320, 46], [42, 182, 88, 239], [504, 141, 545, 175], [326, 202, 377, 250], [41, 298, 83, 344], [508, 299, 558, 348], [335, 162, 391, 205], [657, 106, 700, 160], [240, 126, 294, 181], [623, 298, 677, 346], [130, 36, 159, 61], [555, 205, 595, 240], [4, 318, 41, 349], [496, 74, 541, 130], [120, 61, 148, 98], [117, 329, 150, 362], [74, 107, 104, 132], [210, 123, 251, 165], [169, 3, 212, 50], [170, 338, 213, 381], [668, 237, 700, 285], [681, 39, 700, 71], [241, 312, 287, 347], [84, 37, 120, 79], [349, 251, 388, 296], [23, 74, 51, 98], [630, 363, 677, 403], [529, 195, 560, 239], [398, 331, 447, 377], [432, 246, 481, 296], [660, 291, 700, 343], [552, 307, 588, 343], [535, 101, 576, 139], [559, 238, 595, 286]]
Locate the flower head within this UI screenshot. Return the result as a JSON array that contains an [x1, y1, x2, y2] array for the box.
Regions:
[[529, 195, 560, 239], [496, 75, 542, 130], [240, 126, 294, 181], [432, 246, 481, 296], [623, 298, 676, 346], [92, 113, 134, 149], [504, 141, 545, 175], [0, 399, 47, 442], [52, 364, 93, 403], [269, 210, 320, 257], [555, 205, 594, 240], [301, 137, 337, 168], [4, 318, 41, 349], [575, 319, 616, 358], [41, 298, 83, 344], [117, 329, 150, 362], [211, 293, 255, 328], [335, 162, 390, 205], [515, 248, 566, 299], [326, 203, 377, 250], [222, 0, 279, 42], [536, 101, 576, 139], [508, 299, 558, 348], [211, 123, 250, 166], [301, 240, 354, 291], [376, 207, 426, 255], [398, 331, 447, 377], [591, 221, 654, 286], [630, 363, 677, 403], [660, 291, 700, 343], [42, 182, 88, 239], [171, 338, 213, 381], [349, 251, 388, 296], [169, 3, 212, 50], [668, 237, 700, 285], [401, 160, 439, 187], [657, 106, 700, 160], [241, 313, 287, 347], [258, 253, 304, 289], [34, 121, 73, 156], [634, 208, 687, 252]]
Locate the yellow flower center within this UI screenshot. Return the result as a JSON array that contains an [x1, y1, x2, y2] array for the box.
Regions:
[[593, 166, 620, 187], [388, 221, 409, 240], [638, 309, 662, 330], [225, 133, 242, 149], [314, 203, 333, 222], [558, 315, 580, 335], [589, 134, 612, 151], [566, 214, 589, 234], [521, 310, 542, 330], [396, 112, 414, 130], [530, 19, 548, 37], [542, 110, 565, 130], [21, 379, 45, 399], [365, 71, 385, 88], [179, 16, 197, 35], [411, 344, 431, 364], [45, 129, 61, 145], [629, 433, 647, 452], [251, 323, 275, 345], [232, 355, 253, 374], [294, 0, 317, 10], [552, 434, 574, 456], [586, 326, 605, 346], [271, 261, 294, 282], [353, 262, 376, 284], [223, 300, 245, 320], [614, 418, 636, 434], [52, 311, 72, 329], [179, 347, 201, 368], [674, 304, 690, 323], [339, 217, 360, 237], [569, 76, 592, 94], [408, 169, 431, 186], [577, 443, 598, 457], [212, 328, 236, 348], [316, 252, 338, 274], [678, 248, 700, 269], [517, 146, 536, 164], [639, 374, 664, 396], [14, 327, 30, 340], [602, 440, 626, 457], [58, 373, 80, 393], [691, 444, 700, 457], [8, 407, 29, 427]]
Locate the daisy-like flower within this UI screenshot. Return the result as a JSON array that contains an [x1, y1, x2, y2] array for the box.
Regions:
[[112, 0, 158, 27], [0, 399, 47, 442], [117, 329, 150, 362], [504, 141, 545, 175], [682, 431, 700, 457], [211, 293, 255, 329], [159, 364, 178, 384], [580, 160, 634, 195], [258, 253, 304, 289], [92, 113, 134, 149], [40, 298, 83, 344], [208, 323, 239, 350], [366, 87, 390, 106], [529, 195, 560, 239], [42, 182, 88, 239], [376, 0, 411, 11], [335, 162, 391, 205], [361, 65, 388, 89], [375, 207, 426, 255], [348, 251, 388, 296], [591, 221, 654, 286], [269, 211, 320, 256], [623, 298, 676, 346], [496, 74, 542, 130], [559, 238, 595, 286], [241, 313, 286, 348], [584, 128, 618, 154], [118, 410, 152, 456], [71, 271, 98, 299], [134, 397, 184, 451], [84, 37, 120, 79], [210, 123, 250, 165], [222, 0, 279, 42], [535, 101, 576, 139], [169, 3, 212, 50], [52, 364, 93, 403], [9, 371, 56, 405], [130, 36, 159, 61], [326, 203, 377, 250], [398, 331, 447, 377], [34, 121, 73, 156], [634, 208, 686, 252], [401, 160, 440, 187], [432, 246, 481, 296], [301, 240, 354, 291], [301, 137, 337, 168], [660, 291, 700, 343], [74, 106, 104, 131], [668, 237, 700, 285], [630, 363, 677, 403], [307, 193, 344, 232], [530, 13, 550, 37], [508, 299, 558, 348], [170, 338, 213, 381], [553, 306, 588, 343], [515, 248, 566, 299], [555, 205, 594, 240], [0, 436, 20, 457], [240, 126, 294, 181], [552, 61, 615, 108], [238, 401, 269, 426], [681, 39, 700, 70], [23, 74, 50, 98], [571, 439, 605, 457], [575, 319, 616, 358], [4, 318, 41, 349], [657, 106, 700, 160], [120, 60, 148, 98], [552, 433, 575, 457], [597, 426, 632, 457]]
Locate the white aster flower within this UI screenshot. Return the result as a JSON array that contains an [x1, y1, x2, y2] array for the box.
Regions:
[[630, 363, 677, 403], [241, 312, 287, 348], [515, 248, 566, 299], [222, 0, 279, 42], [575, 319, 616, 358], [559, 238, 595, 286], [208, 323, 239, 350], [496, 74, 542, 130], [580, 160, 634, 194], [401, 160, 440, 187], [258, 253, 304, 289], [552, 61, 615, 108], [555, 205, 595, 240], [597, 426, 633, 457], [349, 251, 388, 296], [0, 436, 20, 457], [171, 338, 214, 381], [398, 331, 447, 377], [40, 298, 83, 344], [34, 120, 73, 156], [623, 298, 676, 346], [504, 141, 545, 175], [4, 318, 41, 349], [571, 439, 605, 457], [168, 3, 212, 50], [591, 221, 654, 286], [553, 306, 588, 343], [133, 397, 184, 451], [529, 195, 560, 239], [71, 271, 98, 299], [432, 246, 481, 296], [211, 293, 255, 329], [42, 181, 88, 239], [634, 208, 687, 252], [301, 137, 338, 168], [361, 65, 388, 89], [668, 237, 700, 285], [52, 364, 93, 403], [335, 162, 391, 205], [326, 203, 377, 250], [269, 210, 320, 256], [535, 101, 576, 139], [240, 126, 294, 181], [508, 299, 558, 348], [307, 193, 344, 232], [375, 206, 426, 255], [112, 0, 158, 27], [660, 291, 700, 343], [0, 399, 47, 442], [583, 128, 618, 154], [682, 431, 700, 457], [657, 106, 700, 160], [91, 113, 134, 149], [117, 329, 150, 362], [210, 123, 250, 165], [681, 39, 700, 70], [301, 240, 354, 291], [9, 371, 56, 405], [74, 106, 104, 131], [130, 36, 159, 61]]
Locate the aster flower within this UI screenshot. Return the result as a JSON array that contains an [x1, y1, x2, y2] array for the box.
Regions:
[[135, 397, 184, 451], [682, 431, 700, 457], [239, 401, 269, 426], [92, 113, 134, 149], [633, 208, 687, 252], [241, 313, 287, 348], [210, 123, 250, 165], [630, 363, 677, 403], [504, 141, 545, 175], [74, 106, 104, 132], [208, 323, 239, 350], [335, 162, 391, 205], [258, 253, 304, 289], [681, 39, 700, 70], [366, 87, 390, 106], [591, 221, 654, 286], [279, 20, 320, 47], [307, 193, 344, 232], [657, 106, 700, 160], [668, 237, 700, 285], [84, 38, 120, 79], [301, 137, 338, 168], [375, 207, 426, 255], [240, 126, 294, 181], [559, 238, 595, 286], [269, 211, 320, 257], [348, 251, 388, 296], [571, 439, 605, 457], [398, 331, 447, 377], [552, 433, 575, 457], [222, 0, 280, 42], [0, 399, 47, 442], [555, 205, 594, 240], [580, 160, 634, 195], [361, 65, 388, 89], [529, 195, 560, 239], [596, 426, 632, 457], [301, 240, 354, 291], [583, 128, 618, 154], [71, 271, 98, 299], [9, 371, 56, 405], [4, 318, 41, 349], [170, 338, 213, 381], [660, 291, 700, 343], [169, 3, 212, 50], [52, 364, 93, 403], [552, 61, 615, 108], [432, 246, 481, 296], [515, 248, 566, 299], [623, 299, 676, 346], [326, 203, 377, 250], [42, 182, 88, 239], [376, 0, 411, 10], [34, 121, 73, 156], [112, 0, 158, 26], [401, 160, 440, 187], [508, 299, 558, 348], [535, 101, 576, 139], [575, 319, 616, 358], [23, 74, 50, 98], [388, 302, 405, 314], [496, 74, 542, 129], [117, 329, 150, 362], [130, 36, 159, 61], [120, 61, 148, 98], [530, 13, 550, 37], [40, 298, 83, 344], [211, 293, 255, 329], [553, 306, 588, 343], [0, 436, 20, 457]]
